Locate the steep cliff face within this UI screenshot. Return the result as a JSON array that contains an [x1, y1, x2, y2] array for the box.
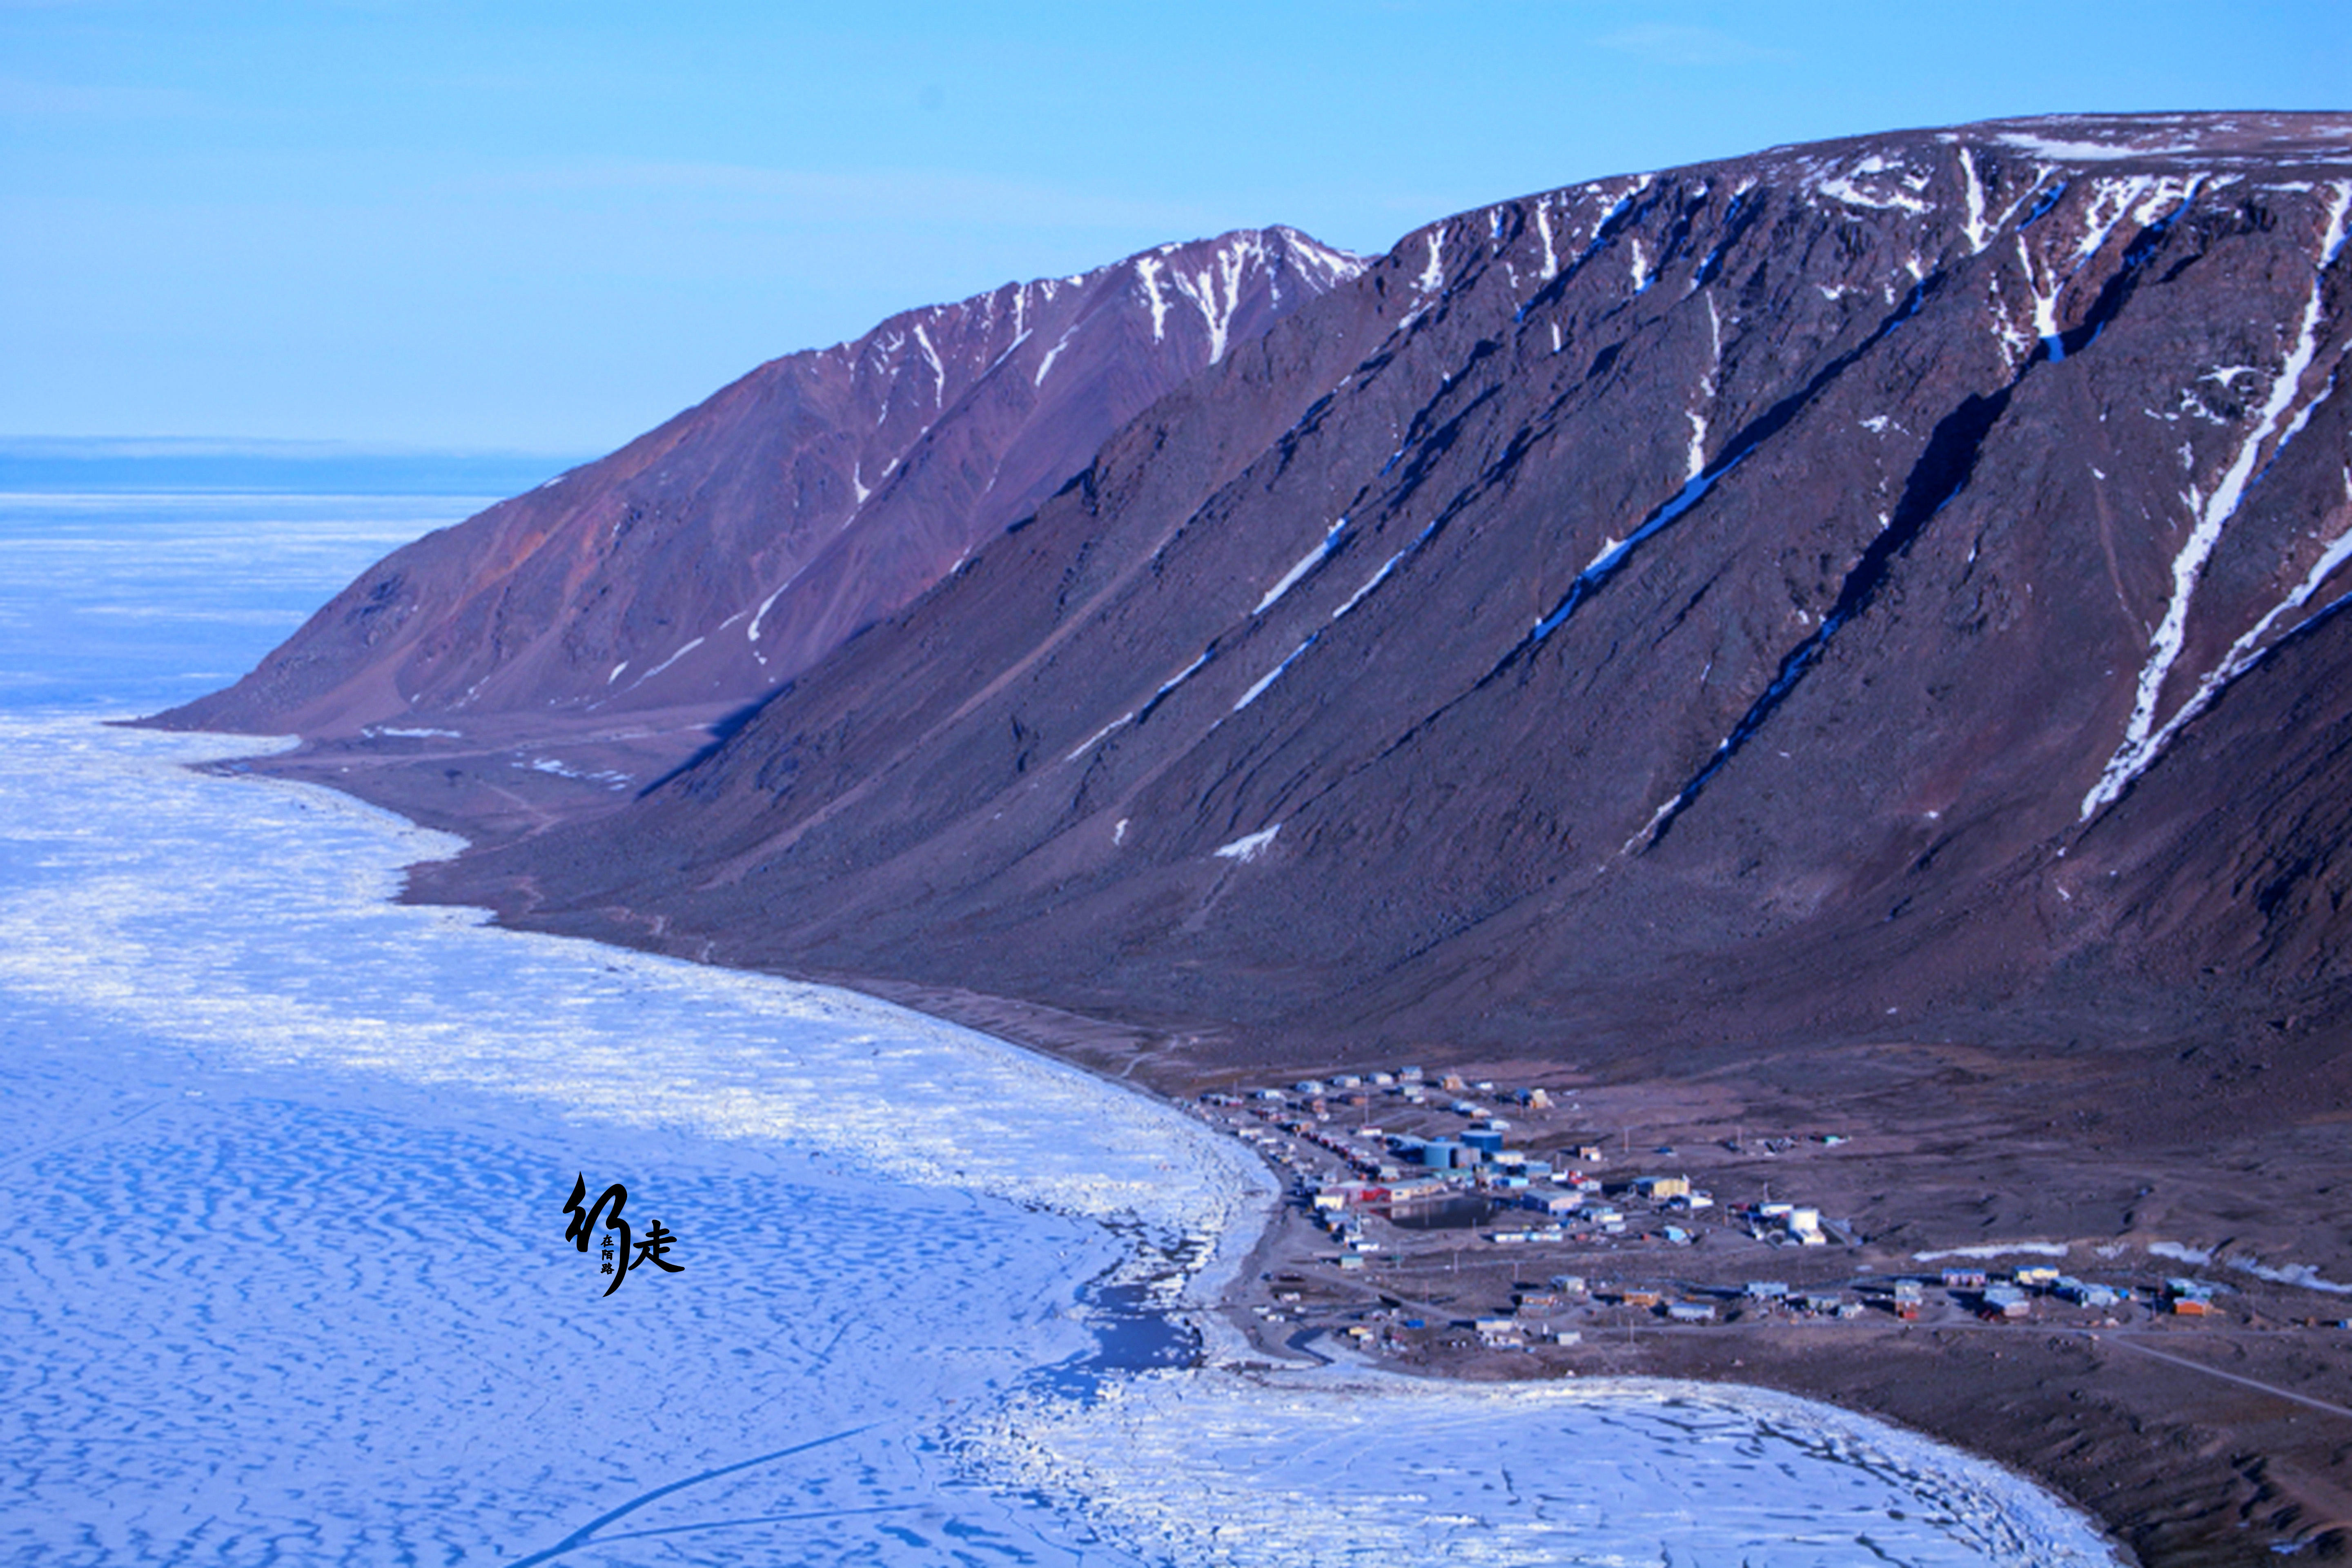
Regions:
[[416, 113, 2352, 1059], [154, 227, 1363, 776]]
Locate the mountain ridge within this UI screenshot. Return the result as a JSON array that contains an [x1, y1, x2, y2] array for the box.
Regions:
[[152, 225, 1365, 831], [368, 113, 2352, 1082]]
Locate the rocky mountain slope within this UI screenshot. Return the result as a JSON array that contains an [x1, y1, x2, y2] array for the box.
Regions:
[[155, 227, 1363, 825], [376, 114, 2352, 1080], [149, 117, 2352, 1564]]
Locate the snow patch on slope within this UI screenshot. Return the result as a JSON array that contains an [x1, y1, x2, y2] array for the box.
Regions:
[[1999, 133, 2203, 162], [1416, 232, 1445, 296], [1232, 636, 1317, 713], [1134, 255, 1171, 342], [1213, 824, 1280, 863], [630, 636, 705, 687], [1171, 234, 1265, 365], [2083, 180, 2352, 817], [1065, 713, 1134, 763], [1254, 520, 1348, 615]]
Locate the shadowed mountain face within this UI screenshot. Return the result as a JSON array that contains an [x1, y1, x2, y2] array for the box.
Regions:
[[380, 113, 2352, 1069], [154, 227, 1365, 808]]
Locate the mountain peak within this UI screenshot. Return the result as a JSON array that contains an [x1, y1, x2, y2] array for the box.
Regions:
[[371, 112, 2352, 1074], [152, 223, 1365, 818]]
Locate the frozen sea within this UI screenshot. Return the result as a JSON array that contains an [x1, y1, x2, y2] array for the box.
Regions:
[[0, 490, 2125, 1566]]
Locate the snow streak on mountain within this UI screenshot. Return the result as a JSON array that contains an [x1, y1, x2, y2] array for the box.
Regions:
[[172, 114, 2352, 1066]]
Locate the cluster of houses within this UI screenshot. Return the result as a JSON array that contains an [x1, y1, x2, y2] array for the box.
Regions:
[[1202, 1068, 1838, 1257], [1198, 1070, 2272, 1350], [1441, 1266, 2194, 1350]]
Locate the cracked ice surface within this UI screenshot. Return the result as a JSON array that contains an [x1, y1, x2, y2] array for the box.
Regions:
[[971, 1367, 2122, 1568], [0, 494, 1282, 1566], [0, 724, 1259, 1236], [0, 710, 1302, 1564]]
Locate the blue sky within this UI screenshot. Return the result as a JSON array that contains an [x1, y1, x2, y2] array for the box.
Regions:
[[5, 1, 2347, 454]]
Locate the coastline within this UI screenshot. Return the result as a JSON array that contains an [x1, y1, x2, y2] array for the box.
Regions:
[[368, 838, 2165, 1563], [399, 896, 2352, 1568], [136, 725, 2341, 1566], [891, 971, 2349, 1568]]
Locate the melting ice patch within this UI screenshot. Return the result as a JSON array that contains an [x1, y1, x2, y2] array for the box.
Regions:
[[1034, 323, 1078, 386], [1332, 549, 1407, 620], [1817, 154, 1935, 215], [1533, 465, 1737, 644], [1333, 519, 1441, 624], [973, 1368, 2123, 1568]]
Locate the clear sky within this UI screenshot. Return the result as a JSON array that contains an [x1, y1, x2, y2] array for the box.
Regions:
[[5, 1, 2347, 455]]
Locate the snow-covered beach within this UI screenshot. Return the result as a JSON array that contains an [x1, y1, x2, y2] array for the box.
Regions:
[[0, 491, 2125, 1565]]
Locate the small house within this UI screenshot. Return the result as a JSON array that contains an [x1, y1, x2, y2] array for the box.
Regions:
[[1981, 1285, 2031, 1318]]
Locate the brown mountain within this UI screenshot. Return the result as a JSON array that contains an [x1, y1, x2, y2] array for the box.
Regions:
[[398, 114, 2352, 1071], [153, 113, 2352, 1561], [153, 226, 1364, 832]]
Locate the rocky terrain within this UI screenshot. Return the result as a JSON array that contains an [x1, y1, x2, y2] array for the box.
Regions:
[[157, 226, 1362, 832], [154, 112, 2352, 1564], [336, 116, 2352, 1073]]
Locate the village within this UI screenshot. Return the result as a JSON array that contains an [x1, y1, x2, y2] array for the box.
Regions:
[[1187, 1065, 2352, 1366]]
